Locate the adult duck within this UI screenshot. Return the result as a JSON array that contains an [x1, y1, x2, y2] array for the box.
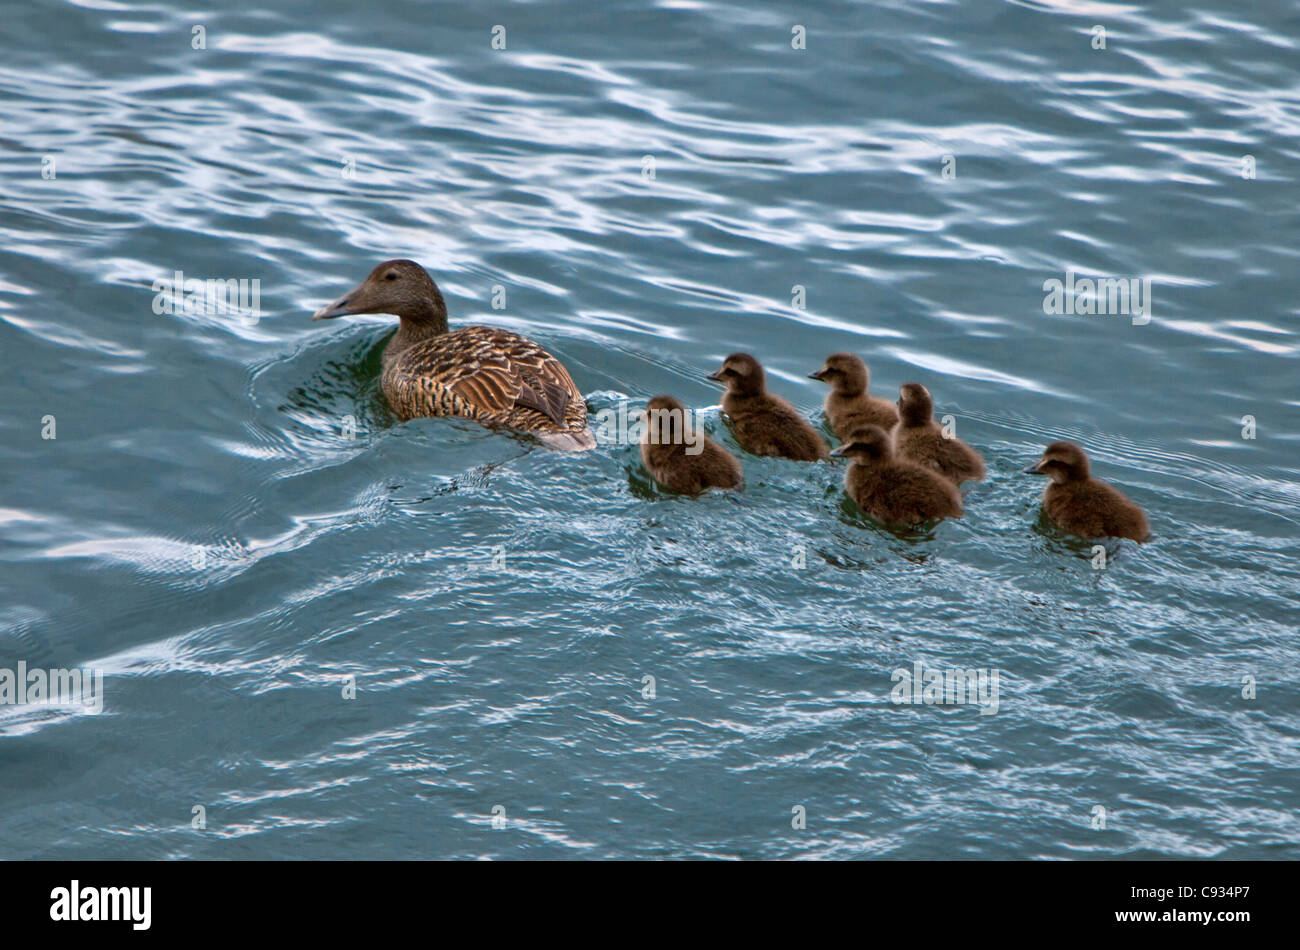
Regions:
[[313, 259, 595, 450]]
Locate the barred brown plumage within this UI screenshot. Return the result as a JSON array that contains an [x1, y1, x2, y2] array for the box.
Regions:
[[382, 325, 589, 435], [313, 260, 595, 450]]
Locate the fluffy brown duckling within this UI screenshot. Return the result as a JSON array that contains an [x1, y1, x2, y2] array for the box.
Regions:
[[1023, 441, 1150, 542], [640, 395, 743, 495], [808, 352, 899, 442], [831, 425, 963, 527], [313, 259, 595, 450], [892, 382, 986, 484], [707, 353, 828, 461]]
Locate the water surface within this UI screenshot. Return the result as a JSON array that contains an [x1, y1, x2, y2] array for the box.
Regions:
[[1, 0, 1298, 859]]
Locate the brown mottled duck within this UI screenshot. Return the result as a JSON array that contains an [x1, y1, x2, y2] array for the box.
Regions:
[[313, 259, 595, 450]]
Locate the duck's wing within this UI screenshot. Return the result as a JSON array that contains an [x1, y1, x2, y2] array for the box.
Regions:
[[391, 326, 583, 428], [512, 371, 571, 426]]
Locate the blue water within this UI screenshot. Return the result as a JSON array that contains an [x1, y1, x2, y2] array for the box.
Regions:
[[2, 0, 1298, 859]]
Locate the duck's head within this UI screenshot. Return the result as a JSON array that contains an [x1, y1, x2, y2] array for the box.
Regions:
[[897, 382, 933, 426], [707, 353, 764, 394], [808, 352, 868, 395], [829, 425, 892, 462], [1023, 441, 1090, 483], [312, 259, 448, 331]]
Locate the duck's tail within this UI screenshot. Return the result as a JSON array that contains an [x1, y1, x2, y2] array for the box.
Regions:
[[536, 426, 598, 452]]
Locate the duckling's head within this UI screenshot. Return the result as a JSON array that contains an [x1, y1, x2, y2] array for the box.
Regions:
[[829, 425, 893, 462], [644, 394, 689, 445], [313, 259, 448, 331], [707, 353, 765, 395], [1023, 441, 1090, 483], [808, 352, 869, 395], [897, 382, 933, 426]]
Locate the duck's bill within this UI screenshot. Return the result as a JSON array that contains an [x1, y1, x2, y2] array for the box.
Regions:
[[312, 292, 358, 321], [1022, 462, 1046, 475], [808, 369, 828, 380], [705, 370, 724, 381], [829, 444, 849, 457]]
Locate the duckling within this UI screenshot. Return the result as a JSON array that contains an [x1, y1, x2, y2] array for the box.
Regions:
[[892, 382, 986, 484], [808, 352, 899, 441], [1023, 441, 1150, 542], [313, 260, 595, 450], [640, 395, 743, 494], [707, 353, 828, 461], [831, 426, 963, 527]]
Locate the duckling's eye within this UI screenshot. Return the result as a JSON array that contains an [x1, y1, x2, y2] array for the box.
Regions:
[[384, 272, 397, 281]]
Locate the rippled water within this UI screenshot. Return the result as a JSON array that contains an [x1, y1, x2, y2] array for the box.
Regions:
[[2, 0, 1298, 859]]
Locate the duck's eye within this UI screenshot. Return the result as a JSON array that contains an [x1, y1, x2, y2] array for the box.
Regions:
[[384, 272, 397, 281]]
